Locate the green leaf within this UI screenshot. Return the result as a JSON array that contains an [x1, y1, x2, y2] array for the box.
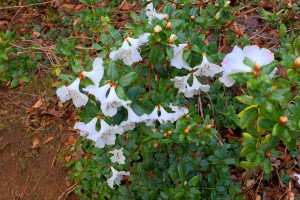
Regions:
[[235, 95, 254, 105], [108, 28, 122, 40], [149, 45, 160, 63], [239, 161, 253, 169], [237, 105, 258, 129], [188, 175, 200, 186], [119, 72, 138, 87], [279, 23, 287, 38], [10, 79, 19, 88], [166, 46, 174, 59], [272, 123, 284, 136], [263, 158, 272, 174], [106, 61, 118, 80]]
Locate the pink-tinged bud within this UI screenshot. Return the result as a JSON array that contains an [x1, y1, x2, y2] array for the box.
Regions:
[[154, 25, 162, 33], [168, 34, 177, 44]]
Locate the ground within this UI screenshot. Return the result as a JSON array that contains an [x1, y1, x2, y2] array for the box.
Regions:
[[0, 0, 300, 199], [0, 77, 78, 200]]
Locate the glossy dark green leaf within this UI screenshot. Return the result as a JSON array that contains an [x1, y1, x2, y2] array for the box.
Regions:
[[119, 72, 139, 87]]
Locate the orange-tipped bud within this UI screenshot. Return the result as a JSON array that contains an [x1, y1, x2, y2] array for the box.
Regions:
[[205, 124, 212, 130], [166, 22, 171, 30], [184, 126, 191, 133], [279, 116, 288, 125]]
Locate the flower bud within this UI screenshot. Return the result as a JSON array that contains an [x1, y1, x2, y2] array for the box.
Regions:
[[293, 57, 300, 69], [184, 125, 191, 134], [205, 124, 212, 130], [153, 141, 159, 148], [190, 15, 195, 20], [265, 151, 271, 157], [224, 1, 231, 7], [168, 34, 177, 44], [166, 22, 171, 30], [154, 25, 162, 33], [184, 114, 190, 119], [163, 132, 168, 137], [164, 14, 169, 21], [167, 130, 172, 136], [215, 12, 221, 20], [279, 116, 288, 125]]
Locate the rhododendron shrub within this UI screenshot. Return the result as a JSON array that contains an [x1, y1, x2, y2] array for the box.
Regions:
[[56, 0, 300, 199]]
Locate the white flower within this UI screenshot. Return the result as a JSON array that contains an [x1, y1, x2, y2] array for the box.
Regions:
[[56, 78, 88, 107], [109, 148, 126, 164], [82, 57, 104, 86], [243, 45, 274, 66], [193, 54, 223, 77], [127, 33, 151, 48], [294, 173, 300, 185], [169, 104, 189, 121], [171, 44, 192, 70], [142, 106, 159, 126], [93, 120, 123, 148], [184, 75, 210, 98], [109, 40, 142, 65], [101, 87, 131, 117], [74, 117, 98, 138], [219, 45, 275, 87], [107, 167, 130, 189], [83, 84, 110, 102], [171, 74, 191, 92], [145, 2, 166, 24], [120, 105, 145, 131], [158, 106, 175, 124]]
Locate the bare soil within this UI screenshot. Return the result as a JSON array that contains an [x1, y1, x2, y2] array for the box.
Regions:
[[0, 78, 77, 200]]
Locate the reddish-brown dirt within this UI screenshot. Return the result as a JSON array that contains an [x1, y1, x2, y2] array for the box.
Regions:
[[0, 79, 77, 200]]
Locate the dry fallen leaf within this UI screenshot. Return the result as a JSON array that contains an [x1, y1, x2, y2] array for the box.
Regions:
[[31, 136, 40, 148], [65, 156, 72, 162], [43, 136, 54, 144], [0, 110, 8, 115], [32, 99, 43, 109]]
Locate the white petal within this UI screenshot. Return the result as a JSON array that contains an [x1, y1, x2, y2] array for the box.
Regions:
[[109, 50, 120, 60], [184, 76, 210, 97], [74, 117, 98, 137], [146, 2, 166, 23], [109, 148, 126, 164], [170, 44, 192, 70], [83, 84, 110, 102], [107, 167, 130, 189], [158, 107, 174, 124], [194, 55, 223, 77], [56, 86, 71, 103], [56, 78, 88, 107], [243, 45, 274, 66], [83, 58, 104, 86], [219, 72, 236, 87]]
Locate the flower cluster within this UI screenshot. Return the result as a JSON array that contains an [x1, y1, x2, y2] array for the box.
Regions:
[[56, 0, 276, 190], [219, 45, 275, 87]]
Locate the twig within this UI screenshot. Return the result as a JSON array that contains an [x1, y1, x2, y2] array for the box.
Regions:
[[57, 183, 79, 200], [118, 0, 127, 10], [254, 172, 264, 197], [10, 7, 23, 24], [0, 0, 58, 10], [198, 91, 204, 120]]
